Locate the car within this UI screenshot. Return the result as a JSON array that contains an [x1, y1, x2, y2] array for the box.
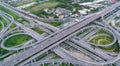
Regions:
[[74, 19, 79, 22], [75, 37, 79, 40]]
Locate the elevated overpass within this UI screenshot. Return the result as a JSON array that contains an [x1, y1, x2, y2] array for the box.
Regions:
[[1, 2, 120, 66], [1, 11, 99, 66]]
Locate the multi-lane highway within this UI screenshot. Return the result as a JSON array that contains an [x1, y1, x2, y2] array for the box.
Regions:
[[0, 1, 120, 66], [2, 11, 99, 66]]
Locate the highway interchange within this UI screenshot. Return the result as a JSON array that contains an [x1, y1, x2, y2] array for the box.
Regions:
[[0, 1, 120, 66]]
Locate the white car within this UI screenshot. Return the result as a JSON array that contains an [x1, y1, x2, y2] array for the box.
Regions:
[[75, 19, 79, 22]]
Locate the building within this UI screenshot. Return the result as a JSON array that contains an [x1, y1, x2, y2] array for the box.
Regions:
[[107, 0, 116, 3]]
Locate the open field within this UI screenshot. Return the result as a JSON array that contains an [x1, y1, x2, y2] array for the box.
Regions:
[[4, 34, 32, 47], [90, 36, 113, 45], [29, 2, 59, 12], [32, 28, 43, 34], [45, 22, 64, 27]]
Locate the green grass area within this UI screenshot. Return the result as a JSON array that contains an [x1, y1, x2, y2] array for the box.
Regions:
[[46, 22, 64, 27], [97, 39, 110, 44], [0, 6, 29, 23], [76, 29, 90, 36], [4, 34, 32, 47], [0, 48, 9, 60], [9, 0, 37, 7], [42, 63, 50, 66], [0, 6, 18, 20], [40, 62, 74, 66], [90, 36, 113, 45], [17, 17, 29, 23], [113, 42, 120, 52], [95, 29, 109, 35], [31, 28, 43, 34], [99, 43, 119, 52], [17, 1, 36, 6], [0, 22, 2, 30], [24, 1, 59, 17], [79, 0, 94, 3], [23, 0, 80, 17], [0, 16, 7, 26], [59, 63, 72, 66], [66, 46, 72, 50], [89, 29, 114, 45], [90, 29, 113, 45], [29, 2, 59, 12], [0, 48, 9, 57], [99, 45, 116, 51], [10, 24, 16, 29], [0, 16, 17, 29], [115, 22, 120, 27], [36, 51, 51, 61], [50, 55, 60, 59]]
